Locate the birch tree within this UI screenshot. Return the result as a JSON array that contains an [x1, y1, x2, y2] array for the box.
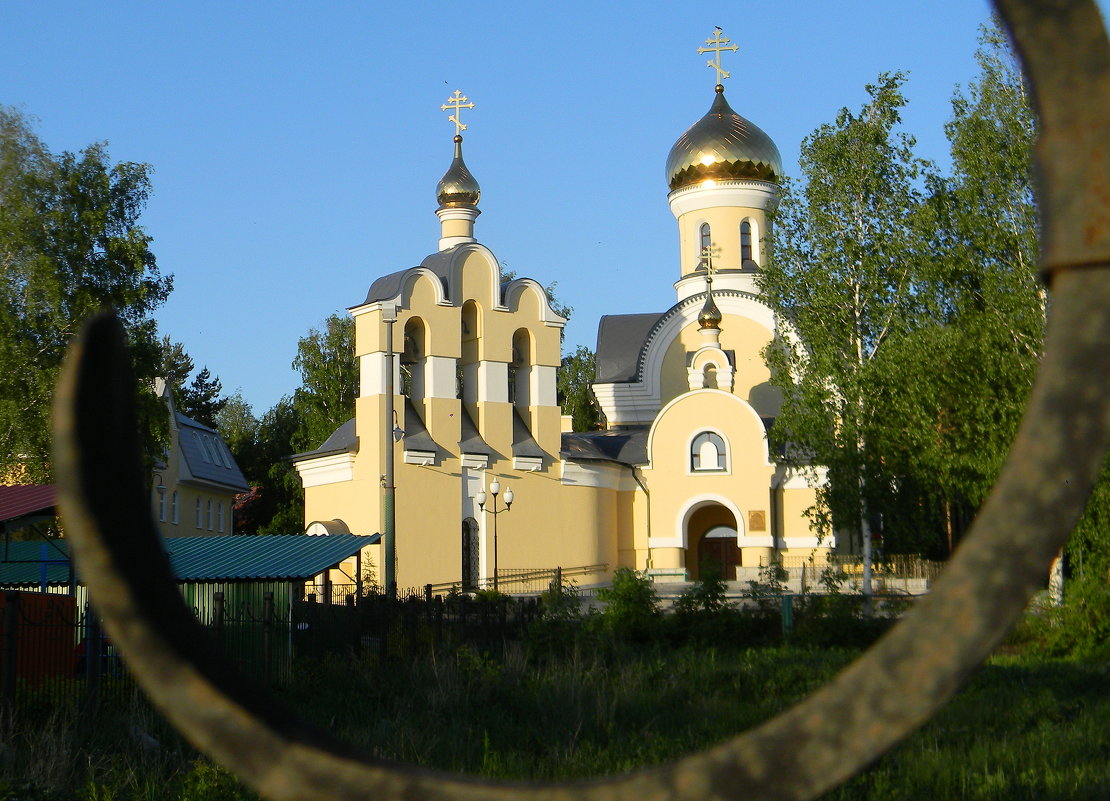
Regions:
[[757, 73, 926, 605]]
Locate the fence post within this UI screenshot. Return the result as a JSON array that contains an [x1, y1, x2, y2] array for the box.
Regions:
[[2, 593, 19, 728], [262, 592, 273, 683], [553, 566, 562, 595], [215, 585, 226, 630], [425, 584, 432, 603], [781, 593, 794, 636], [85, 604, 102, 710]]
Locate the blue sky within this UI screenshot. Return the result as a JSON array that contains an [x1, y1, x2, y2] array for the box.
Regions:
[[3, 1, 1048, 417]]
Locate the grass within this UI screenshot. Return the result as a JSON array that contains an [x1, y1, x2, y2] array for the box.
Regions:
[[3, 610, 1110, 799]]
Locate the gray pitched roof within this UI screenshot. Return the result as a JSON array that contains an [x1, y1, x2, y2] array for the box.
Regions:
[[356, 248, 460, 306], [595, 313, 665, 383], [512, 409, 546, 459], [459, 406, 491, 455], [561, 429, 648, 466], [290, 418, 358, 463], [402, 398, 443, 455], [176, 413, 249, 491]]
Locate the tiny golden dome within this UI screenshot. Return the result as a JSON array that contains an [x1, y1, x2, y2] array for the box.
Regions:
[[436, 137, 480, 208], [666, 87, 782, 192], [698, 294, 722, 330]]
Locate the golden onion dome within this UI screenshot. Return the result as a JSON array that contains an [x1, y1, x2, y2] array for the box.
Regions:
[[698, 293, 722, 330], [436, 135, 480, 207], [666, 85, 782, 192]]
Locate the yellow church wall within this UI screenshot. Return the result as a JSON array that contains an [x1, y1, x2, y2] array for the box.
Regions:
[[677, 206, 768, 276], [642, 389, 775, 577], [657, 316, 776, 410]]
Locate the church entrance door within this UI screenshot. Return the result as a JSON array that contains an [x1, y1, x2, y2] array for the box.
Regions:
[[687, 504, 739, 580]]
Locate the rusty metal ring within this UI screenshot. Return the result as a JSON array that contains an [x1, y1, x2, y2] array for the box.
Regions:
[[52, 2, 1110, 799]]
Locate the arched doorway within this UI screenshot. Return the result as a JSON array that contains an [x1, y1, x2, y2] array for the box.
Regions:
[[461, 518, 479, 591], [687, 504, 739, 580]]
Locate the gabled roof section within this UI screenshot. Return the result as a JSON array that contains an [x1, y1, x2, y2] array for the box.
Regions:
[[0, 485, 56, 525], [166, 533, 379, 582], [595, 313, 665, 383], [290, 418, 358, 463], [402, 399, 443, 456], [0, 533, 380, 586], [561, 429, 648, 466], [458, 406, 492, 456], [512, 410, 546, 459], [176, 413, 249, 492], [356, 247, 460, 306]]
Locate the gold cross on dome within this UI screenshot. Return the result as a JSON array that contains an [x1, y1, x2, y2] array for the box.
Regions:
[[701, 244, 719, 282], [441, 90, 475, 137], [698, 27, 739, 85]]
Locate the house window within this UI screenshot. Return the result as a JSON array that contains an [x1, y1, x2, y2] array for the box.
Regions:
[[207, 500, 214, 530], [741, 220, 753, 263], [699, 223, 712, 259], [172, 491, 179, 524], [691, 431, 727, 472], [158, 487, 166, 522], [218, 502, 225, 533], [195, 498, 202, 528]]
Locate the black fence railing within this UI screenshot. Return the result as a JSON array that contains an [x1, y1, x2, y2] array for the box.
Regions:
[[421, 564, 608, 597]]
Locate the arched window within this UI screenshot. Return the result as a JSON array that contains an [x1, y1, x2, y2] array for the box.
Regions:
[[740, 220, 753, 263], [172, 491, 179, 524], [218, 502, 225, 533], [401, 317, 426, 400], [195, 498, 203, 528], [207, 499, 214, 530], [699, 223, 712, 259], [510, 329, 532, 409], [461, 518, 479, 592], [459, 301, 480, 403], [158, 487, 166, 522], [691, 431, 728, 472]]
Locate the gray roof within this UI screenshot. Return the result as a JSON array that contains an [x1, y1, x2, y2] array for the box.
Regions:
[[402, 398, 443, 455], [595, 313, 664, 383], [561, 429, 648, 466], [356, 248, 459, 306], [0, 533, 379, 586], [290, 418, 358, 462], [176, 413, 249, 491], [512, 410, 546, 459], [459, 406, 492, 455]]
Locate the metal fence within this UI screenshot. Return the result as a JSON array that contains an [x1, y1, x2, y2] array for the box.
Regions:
[[421, 564, 609, 597], [762, 554, 945, 584]]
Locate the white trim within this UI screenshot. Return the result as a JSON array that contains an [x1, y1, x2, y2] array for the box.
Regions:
[[425, 355, 457, 399], [478, 360, 508, 403], [686, 426, 731, 475], [294, 453, 357, 488], [503, 278, 568, 328], [403, 450, 437, 466], [649, 493, 746, 550], [667, 180, 778, 219], [461, 453, 489, 470], [513, 455, 543, 472]]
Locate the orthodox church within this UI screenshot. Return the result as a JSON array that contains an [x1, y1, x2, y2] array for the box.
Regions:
[[292, 30, 830, 591]]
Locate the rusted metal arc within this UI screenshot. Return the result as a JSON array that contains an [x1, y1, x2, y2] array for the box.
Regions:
[[50, 2, 1110, 800]]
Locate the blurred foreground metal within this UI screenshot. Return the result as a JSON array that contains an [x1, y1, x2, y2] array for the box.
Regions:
[[51, 1, 1110, 799]]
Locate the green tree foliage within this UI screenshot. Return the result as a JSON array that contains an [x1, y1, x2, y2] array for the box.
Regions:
[[179, 366, 227, 428], [759, 26, 1043, 564], [0, 107, 170, 481], [757, 72, 925, 589], [291, 313, 357, 453], [558, 345, 600, 431]]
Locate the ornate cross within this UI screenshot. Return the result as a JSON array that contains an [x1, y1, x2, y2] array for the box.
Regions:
[[701, 244, 719, 284], [441, 90, 475, 137], [698, 27, 739, 85]]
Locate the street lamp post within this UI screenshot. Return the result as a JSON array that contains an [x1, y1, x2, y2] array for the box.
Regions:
[[475, 479, 514, 593]]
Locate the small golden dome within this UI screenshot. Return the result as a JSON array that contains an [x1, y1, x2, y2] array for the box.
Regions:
[[436, 135, 480, 207], [666, 86, 782, 192], [698, 294, 722, 330]]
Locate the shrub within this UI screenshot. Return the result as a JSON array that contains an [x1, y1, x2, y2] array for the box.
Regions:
[[595, 568, 660, 642]]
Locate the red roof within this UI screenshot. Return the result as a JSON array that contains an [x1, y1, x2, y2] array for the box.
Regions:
[[0, 485, 57, 524]]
